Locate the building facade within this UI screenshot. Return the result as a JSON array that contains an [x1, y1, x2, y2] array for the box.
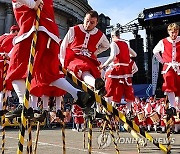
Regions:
[[0, 0, 92, 38]]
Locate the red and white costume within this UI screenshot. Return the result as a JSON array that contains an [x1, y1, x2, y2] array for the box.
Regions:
[[174, 98, 180, 125], [72, 104, 84, 124], [132, 101, 145, 126], [6, 0, 65, 97], [105, 39, 136, 102], [153, 36, 180, 96], [157, 103, 167, 127], [117, 104, 127, 115], [144, 102, 153, 125], [0, 33, 16, 91], [60, 24, 109, 79]]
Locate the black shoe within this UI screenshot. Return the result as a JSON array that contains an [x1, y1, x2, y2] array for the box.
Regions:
[[56, 110, 65, 120], [5, 105, 22, 119], [166, 107, 177, 116], [75, 91, 94, 110], [95, 112, 106, 119], [5, 105, 34, 119], [95, 78, 105, 90], [25, 107, 34, 119], [0, 110, 9, 116], [75, 91, 98, 116], [173, 131, 180, 134], [33, 109, 41, 118], [84, 108, 95, 118], [97, 87, 107, 96], [34, 110, 47, 122]]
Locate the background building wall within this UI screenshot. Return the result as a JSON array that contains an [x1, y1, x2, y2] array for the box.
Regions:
[[0, 0, 92, 38]]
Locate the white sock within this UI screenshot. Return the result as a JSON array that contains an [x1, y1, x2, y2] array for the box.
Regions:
[[162, 126, 165, 132], [82, 71, 95, 88], [167, 92, 175, 108], [177, 97, 180, 104], [56, 96, 62, 112], [51, 78, 79, 100], [42, 95, 49, 111], [174, 124, 178, 132], [126, 102, 132, 113], [7, 91, 12, 97], [96, 102, 101, 113], [0, 92, 3, 110], [76, 124, 79, 130], [12, 80, 26, 106], [81, 123, 84, 129], [30, 95, 38, 110], [105, 97, 112, 103], [177, 124, 180, 132], [147, 125, 151, 131], [154, 125, 157, 131]]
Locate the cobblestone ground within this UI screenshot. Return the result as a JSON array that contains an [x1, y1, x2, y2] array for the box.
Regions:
[[1, 127, 180, 154]]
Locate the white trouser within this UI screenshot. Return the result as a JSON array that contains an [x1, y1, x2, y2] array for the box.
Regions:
[[51, 78, 80, 100], [12, 80, 26, 106], [82, 71, 95, 88]]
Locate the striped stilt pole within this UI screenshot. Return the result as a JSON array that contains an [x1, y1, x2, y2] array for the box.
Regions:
[[165, 96, 171, 154], [98, 120, 107, 148], [17, 8, 41, 154], [88, 117, 92, 154], [105, 115, 119, 154], [83, 119, 86, 149], [136, 140, 140, 153], [34, 121, 40, 154], [60, 67, 167, 153], [114, 121, 121, 139], [26, 139, 29, 154], [26, 120, 32, 154], [1, 54, 7, 154], [61, 120, 66, 154]]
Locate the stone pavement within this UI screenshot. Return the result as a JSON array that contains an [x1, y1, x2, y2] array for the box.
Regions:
[[1, 127, 180, 154]]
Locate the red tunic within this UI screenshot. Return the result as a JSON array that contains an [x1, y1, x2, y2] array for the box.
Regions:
[[7, 0, 64, 96], [0, 33, 16, 91], [73, 104, 84, 124], [161, 38, 180, 96], [65, 25, 103, 79], [105, 40, 134, 102]]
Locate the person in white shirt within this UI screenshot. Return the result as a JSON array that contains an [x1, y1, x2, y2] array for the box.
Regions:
[[153, 23, 180, 116]]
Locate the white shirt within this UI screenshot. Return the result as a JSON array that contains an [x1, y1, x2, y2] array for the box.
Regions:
[[103, 39, 137, 67], [60, 24, 110, 67], [153, 36, 180, 64]]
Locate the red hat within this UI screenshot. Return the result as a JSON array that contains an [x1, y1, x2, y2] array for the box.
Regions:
[[10, 25, 20, 32]]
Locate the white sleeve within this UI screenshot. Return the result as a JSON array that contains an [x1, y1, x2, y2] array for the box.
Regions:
[[102, 42, 118, 67], [16, 0, 36, 8], [153, 40, 164, 64], [59, 27, 74, 67], [94, 33, 110, 56]]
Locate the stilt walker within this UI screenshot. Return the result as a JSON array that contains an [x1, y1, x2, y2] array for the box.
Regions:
[[83, 118, 86, 149], [153, 23, 180, 153], [60, 114, 66, 154], [60, 66, 168, 153], [165, 96, 172, 153], [1, 54, 7, 154], [17, 8, 41, 154]]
